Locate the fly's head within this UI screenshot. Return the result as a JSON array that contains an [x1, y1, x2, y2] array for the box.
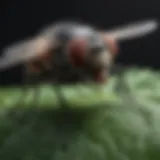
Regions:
[[66, 31, 115, 83]]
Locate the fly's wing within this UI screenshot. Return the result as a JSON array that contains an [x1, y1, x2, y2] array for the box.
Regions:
[[37, 24, 55, 41], [104, 20, 158, 41], [0, 23, 59, 71], [0, 36, 54, 71]]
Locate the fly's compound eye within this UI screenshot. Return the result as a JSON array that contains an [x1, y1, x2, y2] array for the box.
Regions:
[[67, 38, 88, 67]]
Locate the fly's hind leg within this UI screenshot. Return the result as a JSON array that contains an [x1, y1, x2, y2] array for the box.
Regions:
[[16, 64, 42, 108]]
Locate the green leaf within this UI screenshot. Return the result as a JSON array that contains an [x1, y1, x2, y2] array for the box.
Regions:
[[0, 68, 160, 160]]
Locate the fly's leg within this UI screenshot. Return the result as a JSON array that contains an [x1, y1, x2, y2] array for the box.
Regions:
[[49, 67, 68, 108], [15, 66, 41, 108], [9, 67, 41, 120], [55, 84, 68, 108]]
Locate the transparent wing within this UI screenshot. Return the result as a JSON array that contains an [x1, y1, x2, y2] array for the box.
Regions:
[[105, 19, 158, 41], [0, 23, 62, 71], [37, 24, 55, 40], [0, 37, 52, 70]]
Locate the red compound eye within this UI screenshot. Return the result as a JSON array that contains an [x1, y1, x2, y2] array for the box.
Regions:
[[67, 38, 88, 67]]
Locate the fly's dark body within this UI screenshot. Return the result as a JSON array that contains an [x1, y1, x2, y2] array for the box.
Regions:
[[26, 22, 109, 84]]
